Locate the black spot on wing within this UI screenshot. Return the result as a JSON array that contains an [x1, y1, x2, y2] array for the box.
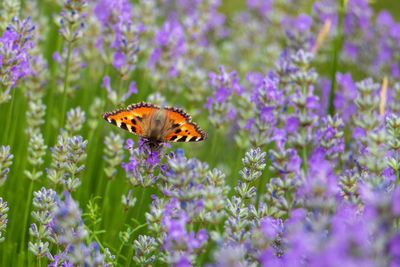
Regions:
[[110, 119, 117, 125], [131, 119, 137, 125], [171, 123, 180, 129], [131, 126, 137, 133], [178, 136, 188, 142], [136, 116, 143, 122], [175, 129, 182, 134], [188, 136, 197, 142], [169, 135, 178, 141], [120, 122, 128, 130]]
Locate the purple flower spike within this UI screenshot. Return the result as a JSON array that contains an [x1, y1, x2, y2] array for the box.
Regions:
[[0, 17, 35, 102], [149, 20, 186, 78]]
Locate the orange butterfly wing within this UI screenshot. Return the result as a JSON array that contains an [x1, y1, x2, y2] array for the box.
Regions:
[[102, 102, 160, 137], [163, 107, 207, 142]]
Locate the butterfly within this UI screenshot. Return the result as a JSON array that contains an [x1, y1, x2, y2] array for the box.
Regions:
[[103, 102, 207, 146]]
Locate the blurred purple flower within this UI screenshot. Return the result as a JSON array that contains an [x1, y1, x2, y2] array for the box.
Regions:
[[149, 20, 186, 77], [0, 17, 35, 100], [286, 116, 299, 133], [334, 73, 357, 122], [206, 66, 243, 127]]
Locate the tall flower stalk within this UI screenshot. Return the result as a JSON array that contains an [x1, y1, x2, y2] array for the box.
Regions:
[[57, 0, 87, 124]]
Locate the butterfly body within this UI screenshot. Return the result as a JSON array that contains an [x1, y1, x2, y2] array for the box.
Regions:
[[103, 102, 207, 143]]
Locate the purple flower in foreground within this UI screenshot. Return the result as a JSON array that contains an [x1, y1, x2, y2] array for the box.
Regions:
[[51, 191, 109, 266], [160, 149, 210, 219], [122, 138, 164, 187], [161, 200, 208, 266], [29, 187, 56, 258]]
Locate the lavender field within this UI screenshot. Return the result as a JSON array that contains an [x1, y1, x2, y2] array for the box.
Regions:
[[1, 0, 400, 266]]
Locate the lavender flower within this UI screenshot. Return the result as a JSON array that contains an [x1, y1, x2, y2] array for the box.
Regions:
[[213, 244, 248, 267], [57, 0, 87, 43], [25, 98, 46, 137], [219, 196, 252, 248], [267, 139, 302, 217], [0, 17, 35, 103], [236, 148, 266, 202], [47, 134, 68, 187], [64, 135, 87, 190], [386, 114, 400, 184], [334, 73, 357, 122], [149, 20, 186, 82], [297, 150, 338, 213], [47, 134, 87, 191], [353, 79, 387, 178], [0, 145, 13, 186], [0, 198, 8, 242], [206, 66, 243, 127], [94, 0, 140, 102], [65, 107, 86, 136], [389, 83, 400, 114], [51, 191, 109, 266], [200, 168, 229, 224], [121, 190, 136, 211], [338, 170, 361, 205], [282, 13, 314, 51], [133, 235, 157, 266], [145, 196, 167, 236], [0, 0, 20, 30], [161, 201, 208, 266], [104, 132, 125, 179], [160, 149, 209, 219], [122, 138, 164, 187], [245, 73, 284, 147], [94, 0, 133, 64], [287, 50, 319, 160], [25, 133, 47, 181], [29, 188, 57, 258], [315, 115, 344, 162]]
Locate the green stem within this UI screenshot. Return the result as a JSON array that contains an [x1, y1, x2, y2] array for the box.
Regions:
[[2, 89, 16, 144], [302, 143, 308, 173], [20, 179, 34, 253], [61, 42, 73, 126], [101, 179, 112, 228], [134, 189, 146, 221]]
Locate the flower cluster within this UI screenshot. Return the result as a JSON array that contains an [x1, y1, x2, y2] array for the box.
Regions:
[[0, 17, 35, 103], [50, 191, 111, 266], [0, 145, 13, 186], [122, 138, 164, 187], [29, 187, 57, 258], [0, 198, 8, 242]]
